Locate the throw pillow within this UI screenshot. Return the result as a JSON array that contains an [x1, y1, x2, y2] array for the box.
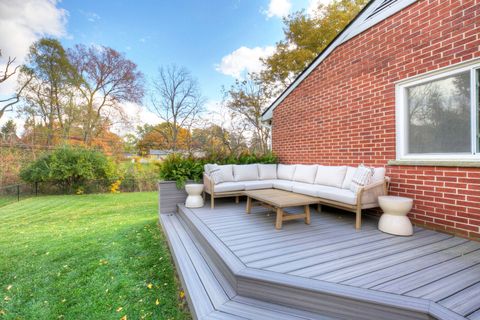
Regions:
[[349, 164, 374, 194]]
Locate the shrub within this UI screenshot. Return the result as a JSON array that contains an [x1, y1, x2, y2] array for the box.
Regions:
[[159, 152, 278, 188], [159, 154, 203, 188], [20, 146, 117, 192]]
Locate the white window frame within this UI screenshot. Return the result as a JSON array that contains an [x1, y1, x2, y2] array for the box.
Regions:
[[395, 59, 480, 161]]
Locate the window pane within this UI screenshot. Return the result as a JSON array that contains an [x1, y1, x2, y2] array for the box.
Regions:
[[407, 71, 471, 154]]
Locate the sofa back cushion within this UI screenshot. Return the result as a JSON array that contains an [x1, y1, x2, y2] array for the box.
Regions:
[[314, 165, 347, 188], [371, 167, 386, 183], [341, 166, 357, 189], [233, 164, 258, 181], [210, 164, 234, 184], [277, 164, 296, 180], [258, 164, 277, 180], [293, 165, 318, 184], [204, 163, 217, 175]]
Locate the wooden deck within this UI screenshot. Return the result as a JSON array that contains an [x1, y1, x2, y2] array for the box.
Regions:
[[161, 200, 480, 319]]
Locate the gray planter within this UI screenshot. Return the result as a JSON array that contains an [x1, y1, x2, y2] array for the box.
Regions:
[[158, 180, 200, 217]]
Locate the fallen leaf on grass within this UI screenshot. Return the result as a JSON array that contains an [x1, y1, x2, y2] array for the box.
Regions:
[[6, 285, 12, 290], [120, 315, 127, 320], [155, 299, 160, 305], [116, 307, 123, 312], [147, 283, 153, 289], [179, 291, 185, 299], [4, 296, 11, 301], [0, 309, 6, 315], [99, 259, 108, 265]]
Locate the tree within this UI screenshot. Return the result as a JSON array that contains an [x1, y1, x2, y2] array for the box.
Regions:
[[149, 65, 205, 151], [18, 38, 79, 146], [260, 0, 368, 92], [1, 120, 17, 143], [0, 50, 32, 120], [223, 76, 271, 154], [69, 44, 144, 145], [136, 122, 190, 154]]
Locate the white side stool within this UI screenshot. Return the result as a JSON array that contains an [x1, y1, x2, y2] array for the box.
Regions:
[[378, 196, 413, 236], [185, 184, 204, 208]]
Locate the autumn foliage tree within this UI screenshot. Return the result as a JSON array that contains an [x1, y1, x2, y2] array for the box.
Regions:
[[137, 123, 190, 154], [260, 0, 368, 91], [69, 44, 144, 145]]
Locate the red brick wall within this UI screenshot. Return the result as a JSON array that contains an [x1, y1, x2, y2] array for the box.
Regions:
[[271, 0, 480, 239]]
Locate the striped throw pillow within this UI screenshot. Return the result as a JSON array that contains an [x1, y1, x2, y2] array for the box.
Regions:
[[349, 164, 374, 194]]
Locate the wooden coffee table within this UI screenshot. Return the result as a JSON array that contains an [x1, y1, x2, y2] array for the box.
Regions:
[[244, 189, 319, 229]]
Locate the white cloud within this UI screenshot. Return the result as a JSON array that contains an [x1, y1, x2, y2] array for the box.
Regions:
[[80, 11, 100, 23], [216, 46, 275, 79], [111, 102, 162, 136], [264, 0, 291, 18], [0, 0, 68, 95]]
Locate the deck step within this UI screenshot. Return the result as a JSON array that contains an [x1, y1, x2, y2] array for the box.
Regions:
[[160, 212, 337, 320], [170, 204, 472, 320]]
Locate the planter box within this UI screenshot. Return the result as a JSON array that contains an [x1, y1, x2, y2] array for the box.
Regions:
[[158, 181, 199, 216]]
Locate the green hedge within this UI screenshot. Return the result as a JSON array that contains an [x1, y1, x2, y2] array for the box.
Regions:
[[159, 152, 278, 188]]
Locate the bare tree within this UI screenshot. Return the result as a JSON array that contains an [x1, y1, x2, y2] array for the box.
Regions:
[[149, 65, 205, 151], [69, 44, 144, 145], [0, 49, 32, 120], [223, 75, 271, 154]]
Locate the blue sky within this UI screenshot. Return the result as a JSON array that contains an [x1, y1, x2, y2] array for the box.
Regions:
[[60, 0, 313, 101], [0, 0, 324, 132]]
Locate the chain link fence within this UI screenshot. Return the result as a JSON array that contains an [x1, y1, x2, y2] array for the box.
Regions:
[[0, 178, 159, 207]]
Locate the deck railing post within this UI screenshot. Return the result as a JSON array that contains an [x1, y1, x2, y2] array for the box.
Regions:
[[17, 185, 20, 202]]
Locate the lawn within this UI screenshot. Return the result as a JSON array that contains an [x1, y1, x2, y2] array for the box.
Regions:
[[0, 192, 191, 320]]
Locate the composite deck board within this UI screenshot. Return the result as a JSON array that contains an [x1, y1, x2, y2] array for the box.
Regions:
[[248, 231, 394, 269], [175, 202, 480, 319], [342, 240, 480, 288], [468, 308, 480, 320], [316, 236, 467, 282], [268, 231, 435, 274], [372, 249, 480, 294], [241, 226, 383, 263], [438, 281, 480, 316], [235, 224, 380, 258], [405, 264, 480, 300]]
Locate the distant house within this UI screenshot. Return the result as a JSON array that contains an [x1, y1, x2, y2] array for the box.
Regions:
[[148, 149, 173, 160], [262, 0, 480, 239]]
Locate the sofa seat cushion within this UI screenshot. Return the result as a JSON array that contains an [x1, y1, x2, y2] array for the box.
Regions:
[[214, 181, 245, 193], [316, 186, 357, 205], [273, 179, 294, 191], [234, 164, 259, 181], [292, 182, 324, 198], [244, 180, 274, 190], [293, 164, 318, 184]]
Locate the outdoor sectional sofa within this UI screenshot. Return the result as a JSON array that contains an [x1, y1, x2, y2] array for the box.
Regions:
[[203, 163, 390, 229]]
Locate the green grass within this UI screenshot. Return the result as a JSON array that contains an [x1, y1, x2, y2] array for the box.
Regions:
[[0, 192, 190, 320]]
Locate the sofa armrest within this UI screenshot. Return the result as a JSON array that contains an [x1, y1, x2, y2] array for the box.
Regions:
[[203, 173, 214, 194], [358, 177, 389, 206]]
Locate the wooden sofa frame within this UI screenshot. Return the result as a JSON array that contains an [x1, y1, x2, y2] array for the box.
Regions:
[[203, 173, 390, 229]]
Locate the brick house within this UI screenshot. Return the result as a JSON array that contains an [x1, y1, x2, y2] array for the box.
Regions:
[[261, 0, 480, 239]]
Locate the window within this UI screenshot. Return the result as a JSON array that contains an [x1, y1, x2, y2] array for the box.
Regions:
[[396, 61, 480, 161]]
